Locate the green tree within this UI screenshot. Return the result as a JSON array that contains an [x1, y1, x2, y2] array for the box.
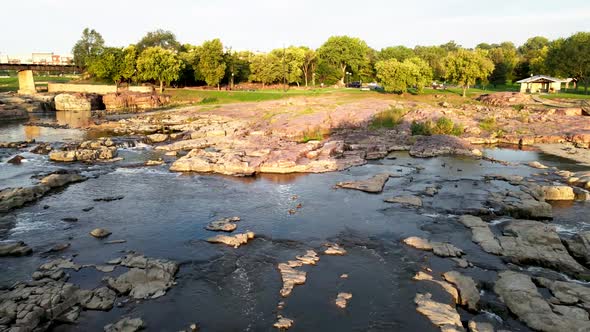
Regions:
[[302, 47, 317, 87], [249, 53, 281, 86], [197, 39, 227, 88], [483, 42, 519, 86], [375, 57, 432, 93], [377, 46, 415, 62], [546, 32, 590, 93], [414, 45, 448, 81], [136, 29, 181, 52], [444, 49, 494, 97], [136, 46, 183, 93], [87, 47, 124, 84], [121, 45, 138, 82], [515, 36, 549, 78], [72, 28, 105, 69], [317, 36, 370, 85]]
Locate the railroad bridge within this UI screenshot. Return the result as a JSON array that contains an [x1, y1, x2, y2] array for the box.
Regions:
[[0, 63, 81, 94]]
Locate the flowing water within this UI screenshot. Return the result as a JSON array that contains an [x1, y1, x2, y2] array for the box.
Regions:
[[1, 114, 589, 331]]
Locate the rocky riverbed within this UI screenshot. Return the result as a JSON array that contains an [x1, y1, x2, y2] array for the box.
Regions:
[[2, 92, 590, 331]]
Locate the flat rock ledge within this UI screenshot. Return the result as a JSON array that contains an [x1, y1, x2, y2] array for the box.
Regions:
[[207, 231, 255, 248], [409, 135, 482, 159], [0, 241, 33, 257], [403, 236, 464, 257], [414, 293, 465, 332], [335, 173, 392, 193], [104, 317, 145, 332]]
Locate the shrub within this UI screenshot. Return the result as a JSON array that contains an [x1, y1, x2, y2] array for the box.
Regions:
[[478, 117, 497, 132], [300, 127, 325, 143], [411, 117, 463, 136], [369, 107, 408, 129], [200, 97, 219, 104]]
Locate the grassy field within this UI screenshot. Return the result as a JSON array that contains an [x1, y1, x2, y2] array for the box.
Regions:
[[167, 87, 372, 104], [0, 75, 73, 93]]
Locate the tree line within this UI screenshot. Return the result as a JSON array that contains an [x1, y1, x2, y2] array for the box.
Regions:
[[72, 28, 590, 95]]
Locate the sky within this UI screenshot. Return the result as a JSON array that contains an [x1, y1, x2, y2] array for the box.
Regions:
[[1, 0, 590, 56]]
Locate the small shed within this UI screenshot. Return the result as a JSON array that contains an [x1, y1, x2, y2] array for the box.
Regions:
[[516, 75, 566, 94]]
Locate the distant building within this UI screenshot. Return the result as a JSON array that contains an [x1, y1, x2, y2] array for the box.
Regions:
[[1, 53, 73, 65], [516, 75, 566, 94]]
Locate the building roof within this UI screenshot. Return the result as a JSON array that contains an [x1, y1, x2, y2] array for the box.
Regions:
[[516, 75, 567, 84]]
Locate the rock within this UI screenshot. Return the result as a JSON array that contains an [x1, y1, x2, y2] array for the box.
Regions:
[[40, 173, 87, 188], [0, 185, 50, 212], [273, 316, 293, 329], [54, 93, 102, 111], [468, 320, 495, 332], [535, 277, 590, 309], [0, 107, 29, 121], [442, 271, 480, 311], [452, 258, 470, 268], [90, 228, 112, 238], [295, 250, 320, 265], [573, 187, 590, 201], [403, 237, 464, 257], [278, 263, 307, 297], [563, 231, 590, 268], [61, 217, 78, 222], [43, 243, 70, 254], [145, 159, 164, 166], [498, 219, 588, 279], [147, 133, 168, 143], [494, 271, 590, 332], [324, 243, 347, 255], [541, 185, 575, 201], [7, 155, 25, 165], [205, 216, 240, 232], [336, 173, 391, 193], [414, 293, 464, 331], [424, 187, 438, 196], [82, 206, 94, 212], [50, 138, 118, 163], [103, 91, 169, 112], [207, 232, 255, 248], [94, 195, 124, 202], [104, 317, 145, 332], [413, 272, 459, 304], [487, 190, 552, 220], [335, 292, 352, 308], [528, 161, 548, 169], [384, 195, 423, 207], [32, 269, 66, 281], [105, 253, 178, 299], [79, 287, 116, 310], [39, 258, 81, 271], [458, 215, 502, 255], [0, 241, 32, 257], [409, 135, 482, 159]]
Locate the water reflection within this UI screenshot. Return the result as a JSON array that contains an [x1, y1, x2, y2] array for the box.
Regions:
[[55, 110, 92, 128]]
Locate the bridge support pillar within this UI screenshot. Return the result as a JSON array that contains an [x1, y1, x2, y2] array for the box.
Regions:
[[17, 70, 36, 95]]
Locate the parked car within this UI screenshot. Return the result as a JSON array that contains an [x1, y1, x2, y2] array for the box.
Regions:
[[346, 81, 361, 88]]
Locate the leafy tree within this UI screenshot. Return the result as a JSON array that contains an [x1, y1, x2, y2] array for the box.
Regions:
[[136, 29, 180, 52], [72, 28, 105, 68], [121, 45, 138, 82], [317, 36, 370, 85], [440, 41, 461, 52], [197, 39, 227, 88], [375, 57, 432, 93], [136, 46, 183, 93], [515, 36, 549, 78], [315, 58, 341, 86], [249, 53, 282, 86], [483, 42, 519, 86], [377, 46, 415, 62], [444, 49, 494, 97], [269, 46, 306, 86], [414, 45, 448, 80], [87, 47, 124, 84], [546, 32, 590, 93], [177, 44, 200, 86]]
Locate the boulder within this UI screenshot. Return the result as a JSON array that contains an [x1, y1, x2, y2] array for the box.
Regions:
[[458, 215, 502, 255], [40, 173, 86, 188], [563, 231, 590, 268], [487, 191, 552, 220], [105, 253, 178, 299], [104, 317, 145, 332], [0, 241, 32, 257], [0, 185, 50, 212], [90, 228, 112, 238], [494, 271, 590, 332], [79, 287, 116, 311], [541, 185, 575, 201], [442, 271, 479, 311], [103, 91, 169, 112], [273, 316, 293, 329], [335, 292, 352, 308], [278, 263, 307, 297], [498, 220, 588, 279], [414, 293, 464, 331], [324, 243, 347, 255], [336, 173, 391, 193], [403, 237, 464, 257], [54, 93, 102, 111], [205, 216, 240, 232], [0, 106, 29, 121], [384, 195, 423, 207], [207, 231, 255, 248]]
